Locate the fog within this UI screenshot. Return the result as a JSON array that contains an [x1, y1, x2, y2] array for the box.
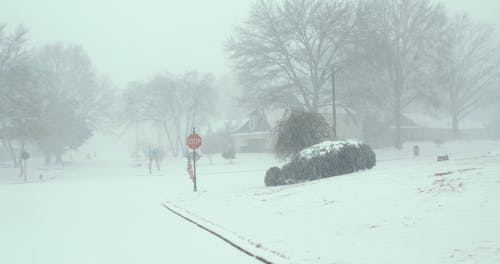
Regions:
[[0, 0, 500, 160], [2, 1, 500, 263], [1, 0, 498, 87], [1, 0, 252, 87]]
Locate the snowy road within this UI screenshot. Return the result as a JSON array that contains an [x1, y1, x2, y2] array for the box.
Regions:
[[0, 161, 260, 264]]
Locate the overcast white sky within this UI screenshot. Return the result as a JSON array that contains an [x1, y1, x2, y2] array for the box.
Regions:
[[2, 0, 499, 87]]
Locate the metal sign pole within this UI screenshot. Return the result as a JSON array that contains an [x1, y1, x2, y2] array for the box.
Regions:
[[187, 127, 202, 192], [193, 148, 197, 192], [23, 159, 26, 181], [192, 127, 197, 192]]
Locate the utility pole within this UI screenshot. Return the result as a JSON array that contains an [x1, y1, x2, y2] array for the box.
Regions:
[[136, 120, 140, 165], [331, 68, 337, 140]]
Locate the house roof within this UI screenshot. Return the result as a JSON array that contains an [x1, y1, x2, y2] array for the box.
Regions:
[[403, 113, 485, 129], [232, 110, 271, 134], [231, 131, 270, 137], [202, 119, 248, 134], [317, 103, 357, 116]]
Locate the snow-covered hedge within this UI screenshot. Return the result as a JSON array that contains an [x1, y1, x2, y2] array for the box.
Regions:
[[265, 140, 376, 186]]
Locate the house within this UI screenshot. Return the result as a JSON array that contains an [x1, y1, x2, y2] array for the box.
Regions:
[[229, 106, 365, 153], [319, 104, 363, 140], [399, 113, 487, 141], [230, 110, 273, 153]]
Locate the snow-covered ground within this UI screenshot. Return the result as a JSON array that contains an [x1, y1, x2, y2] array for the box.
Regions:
[[1, 140, 500, 263]]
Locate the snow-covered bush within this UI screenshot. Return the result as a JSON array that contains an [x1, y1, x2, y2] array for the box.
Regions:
[[264, 167, 283, 186], [265, 140, 376, 186]]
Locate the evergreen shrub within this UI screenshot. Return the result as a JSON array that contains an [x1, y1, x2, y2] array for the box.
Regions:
[[264, 167, 283, 186], [265, 140, 376, 186]]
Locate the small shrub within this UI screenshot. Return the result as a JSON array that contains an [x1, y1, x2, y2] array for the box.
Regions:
[[264, 167, 282, 186], [222, 143, 236, 163], [268, 140, 376, 186]]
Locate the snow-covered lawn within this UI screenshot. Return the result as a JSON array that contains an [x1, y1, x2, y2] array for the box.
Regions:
[[1, 140, 500, 263], [0, 159, 258, 264]]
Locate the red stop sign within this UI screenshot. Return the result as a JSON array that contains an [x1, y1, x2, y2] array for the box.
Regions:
[[187, 133, 202, 149]]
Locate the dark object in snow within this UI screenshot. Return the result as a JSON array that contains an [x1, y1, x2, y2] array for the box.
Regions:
[[265, 140, 376, 186], [148, 147, 163, 174], [264, 167, 282, 186], [222, 150, 235, 160], [437, 155, 449, 161], [434, 138, 444, 147], [413, 145, 420, 157], [222, 143, 236, 163]]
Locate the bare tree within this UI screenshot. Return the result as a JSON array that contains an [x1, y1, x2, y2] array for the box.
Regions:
[[178, 72, 218, 152], [227, 0, 358, 112], [436, 14, 499, 137], [0, 24, 29, 167], [122, 71, 218, 157], [353, 0, 447, 148]]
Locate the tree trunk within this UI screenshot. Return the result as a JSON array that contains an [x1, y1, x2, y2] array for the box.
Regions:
[[394, 94, 403, 150], [394, 111, 402, 149], [451, 88, 460, 139], [3, 139, 19, 168], [175, 117, 182, 157], [44, 151, 51, 166], [55, 151, 63, 165], [162, 121, 176, 157], [452, 114, 459, 138]]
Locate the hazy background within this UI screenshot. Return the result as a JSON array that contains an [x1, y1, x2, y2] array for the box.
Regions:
[[2, 0, 499, 88]]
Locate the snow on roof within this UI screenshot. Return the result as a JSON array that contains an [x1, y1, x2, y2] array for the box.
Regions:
[[231, 131, 270, 137], [299, 140, 361, 160], [264, 109, 286, 128], [265, 106, 356, 130], [229, 119, 250, 132], [404, 113, 485, 129], [203, 119, 249, 134], [317, 103, 357, 116]]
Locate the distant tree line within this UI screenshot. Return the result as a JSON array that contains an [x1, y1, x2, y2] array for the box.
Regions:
[[0, 25, 114, 166], [227, 0, 500, 148], [3, 0, 499, 168], [121, 71, 218, 157], [0, 25, 221, 167]]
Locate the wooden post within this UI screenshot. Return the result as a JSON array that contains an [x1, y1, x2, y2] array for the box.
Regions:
[[332, 68, 337, 140]]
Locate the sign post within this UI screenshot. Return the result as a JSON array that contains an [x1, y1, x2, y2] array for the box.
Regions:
[[20, 150, 29, 181], [186, 128, 202, 192]]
